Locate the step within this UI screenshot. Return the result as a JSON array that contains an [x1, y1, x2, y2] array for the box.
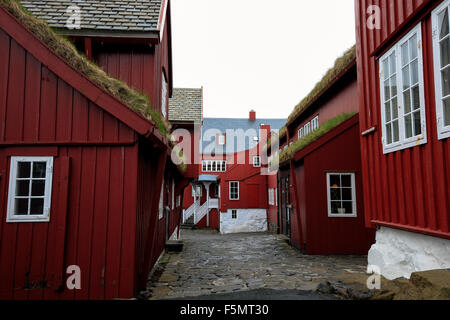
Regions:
[[165, 240, 184, 253]]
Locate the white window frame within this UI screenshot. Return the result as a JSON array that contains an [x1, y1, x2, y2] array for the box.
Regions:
[[326, 172, 357, 218], [432, 0, 450, 140], [298, 128, 304, 140], [379, 23, 427, 154], [253, 156, 261, 167], [231, 209, 238, 219], [202, 160, 227, 172], [304, 122, 311, 136], [161, 72, 167, 118], [192, 185, 202, 198], [311, 116, 319, 131], [229, 181, 239, 201], [7, 157, 54, 223]]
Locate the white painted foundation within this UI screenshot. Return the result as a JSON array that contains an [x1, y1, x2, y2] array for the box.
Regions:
[[220, 209, 267, 234], [368, 227, 450, 280]]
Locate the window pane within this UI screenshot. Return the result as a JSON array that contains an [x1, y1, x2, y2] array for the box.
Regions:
[[392, 98, 399, 119], [15, 180, 29, 196], [401, 42, 409, 66], [387, 123, 393, 144], [404, 90, 411, 113], [439, 8, 449, 40], [330, 201, 341, 214], [393, 120, 400, 142], [342, 201, 354, 214], [389, 53, 396, 75], [384, 80, 391, 100], [30, 198, 44, 215], [442, 67, 450, 97], [330, 188, 341, 201], [341, 175, 351, 187], [440, 37, 450, 67], [15, 198, 28, 215], [391, 75, 397, 97], [402, 66, 410, 90], [444, 97, 450, 126], [411, 59, 419, 85], [405, 114, 413, 138], [409, 34, 418, 60], [385, 102, 392, 121], [17, 162, 31, 178], [33, 162, 47, 178], [342, 188, 353, 201], [413, 111, 422, 136], [412, 85, 420, 110], [31, 180, 45, 196], [330, 175, 340, 188], [383, 59, 389, 80]]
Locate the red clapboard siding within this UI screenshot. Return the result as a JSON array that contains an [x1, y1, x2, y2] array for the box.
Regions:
[[356, 0, 450, 239]]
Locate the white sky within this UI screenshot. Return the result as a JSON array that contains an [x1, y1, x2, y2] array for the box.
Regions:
[[171, 0, 356, 119]]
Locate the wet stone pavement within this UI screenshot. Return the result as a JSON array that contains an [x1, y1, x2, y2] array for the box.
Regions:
[[146, 229, 367, 300]]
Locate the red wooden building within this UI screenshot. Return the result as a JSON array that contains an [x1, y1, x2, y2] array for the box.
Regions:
[[268, 47, 375, 255], [0, 0, 186, 300], [355, 0, 450, 279]]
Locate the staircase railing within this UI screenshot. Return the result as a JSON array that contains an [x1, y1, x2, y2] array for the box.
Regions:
[[194, 202, 209, 225], [183, 202, 198, 224]]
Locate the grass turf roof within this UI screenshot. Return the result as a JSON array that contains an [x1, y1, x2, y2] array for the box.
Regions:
[[0, 0, 171, 138], [277, 45, 356, 141], [273, 112, 357, 166]]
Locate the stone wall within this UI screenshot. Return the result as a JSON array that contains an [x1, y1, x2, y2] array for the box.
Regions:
[[368, 227, 450, 280], [220, 209, 268, 234]]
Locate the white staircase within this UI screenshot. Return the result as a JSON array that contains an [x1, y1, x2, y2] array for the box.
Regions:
[[182, 202, 198, 224], [194, 202, 209, 225]]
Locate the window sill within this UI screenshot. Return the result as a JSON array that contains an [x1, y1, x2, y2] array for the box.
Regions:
[[7, 216, 50, 223], [383, 136, 427, 154], [328, 214, 357, 218], [438, 128, 450, 140]]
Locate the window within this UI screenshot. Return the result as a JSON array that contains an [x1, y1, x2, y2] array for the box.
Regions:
[[202, 160, 227, 172], [379, 23, 427, 153], [231, 209, 238, 219], [326, 173, 357, 218], [253, 156, 261, 167], [298, 128, 304, 140], [217, 134, 226, 145], [311, 116, 319, 131], [7, 157, 54, 222], [192, 185, 202, 198], [161, 72, 167, 118], [304, 122, 311, 136], [229, 181, 239, 200], [433, 1, 450, 140]]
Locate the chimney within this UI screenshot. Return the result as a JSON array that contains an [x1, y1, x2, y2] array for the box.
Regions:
[[249, 110, 256, 121]]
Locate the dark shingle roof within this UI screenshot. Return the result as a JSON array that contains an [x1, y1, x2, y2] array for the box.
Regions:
[[169, 88, 203, 123], [201, 118, 286, 154], [20, 0, 163, 32]]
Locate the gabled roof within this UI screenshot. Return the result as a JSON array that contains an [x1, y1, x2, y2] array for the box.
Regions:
[[20, 0, 163, 33], [169, 88, 203, 123], [201, 118, 286, 154]]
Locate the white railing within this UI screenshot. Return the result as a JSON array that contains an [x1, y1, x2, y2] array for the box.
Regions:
[[209, 198, 219, 209], [194, 202, 209, 225], [183, 202, 198, 223]]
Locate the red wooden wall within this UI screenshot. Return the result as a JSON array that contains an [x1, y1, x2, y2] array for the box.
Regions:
[[356, 0, 450, 239]]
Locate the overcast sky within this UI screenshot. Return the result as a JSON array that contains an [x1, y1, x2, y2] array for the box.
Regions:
[[171, 0, 356, 119]]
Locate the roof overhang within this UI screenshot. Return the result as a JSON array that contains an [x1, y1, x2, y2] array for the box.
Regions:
[[198, 175, 219, 182]]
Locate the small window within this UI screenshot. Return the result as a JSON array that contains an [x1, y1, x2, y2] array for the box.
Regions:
[[326, 173, 357, 218], [298, 128, 304, 140], [202, 161, 207, 172], [432, 0, 450, 140], [207, 161, 212, 172], [253, 156, 261, 167], [229, 181, 239, 200], [221, 161, 227, 172], [304, 122, 311, 136], [231, 209, 238, 219], [379, 23, 427, 153], [7, 157, 54, 222], [192, 185, 202, 198], [218, 134, 226, 145], [311, 116, 319, 131]]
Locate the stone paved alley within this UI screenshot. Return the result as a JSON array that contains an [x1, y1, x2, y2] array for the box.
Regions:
[[146, 229, 368, 300]]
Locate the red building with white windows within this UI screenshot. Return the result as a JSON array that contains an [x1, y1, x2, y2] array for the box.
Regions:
[[355, 0, 450, 279]]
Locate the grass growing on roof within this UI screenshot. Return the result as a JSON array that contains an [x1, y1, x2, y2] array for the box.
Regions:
[[275, 112, 357, 165], [0, 0, 171, 137]]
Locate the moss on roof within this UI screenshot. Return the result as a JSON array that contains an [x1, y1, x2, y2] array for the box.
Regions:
[[1, 0, 171, 137], [278, 45, 356, 141], [274, 112, 356, 166]]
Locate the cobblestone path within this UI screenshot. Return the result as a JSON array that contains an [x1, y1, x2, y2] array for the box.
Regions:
[[147, 229, 367, 299]]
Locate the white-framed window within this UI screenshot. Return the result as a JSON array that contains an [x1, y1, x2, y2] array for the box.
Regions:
[[379, 23, 427, 154], [231, 209, 238, 219], [229, 181, 239, 200], [311, 116, 319, 131], [7, 157, 54, 223], [217, 134, 226, 145], [432, 0, 450, 140], [161, 71, 167, 118], [253, 156, 261, 167], [326, 173, 357, 218], [202, 160, 227, 173], [298, 128, 304, 140], [192, 185, 202, 198], [304, 122, 311, 136], [158, 179, 164, 219]]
